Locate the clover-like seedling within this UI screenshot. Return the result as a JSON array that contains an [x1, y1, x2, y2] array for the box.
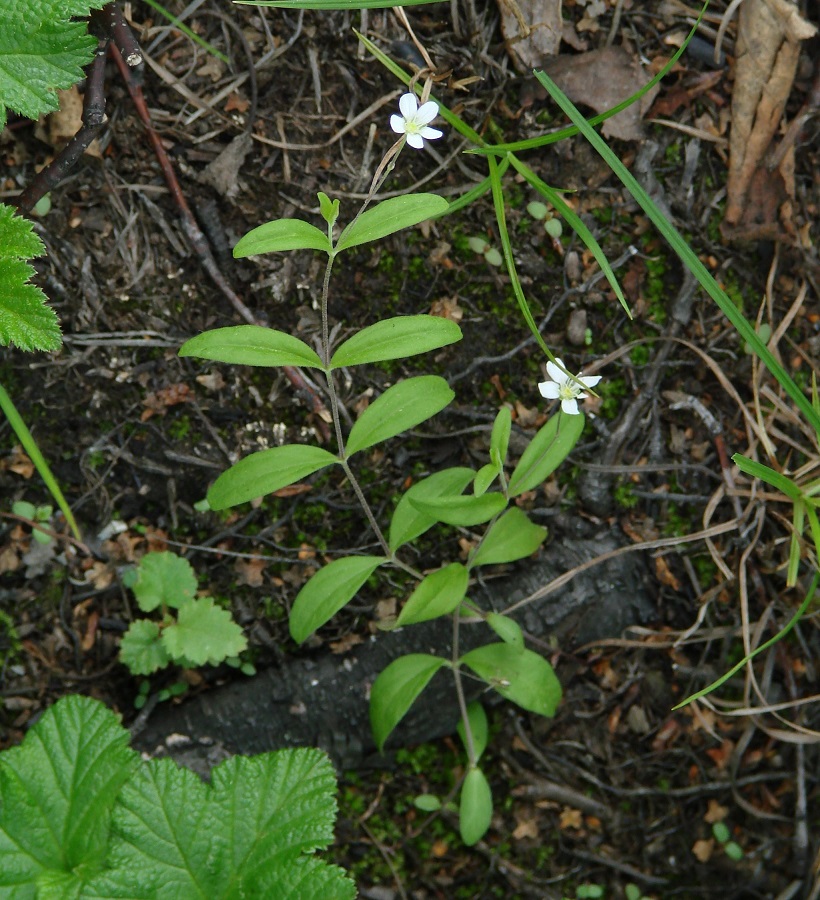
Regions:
[[119, 551, 247, 676], [712, 821, 744, 861], [467, 236, 503, 266], [527, 199, 563, 239], [12, 499, 54, 544]]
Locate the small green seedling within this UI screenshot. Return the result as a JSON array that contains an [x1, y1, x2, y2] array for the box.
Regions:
[[467, 235, 503, 266], [712, 821, 744, 861], [119, 550, 247, 676], [12, 499, 54, 544], [527, 199, 563, 240]]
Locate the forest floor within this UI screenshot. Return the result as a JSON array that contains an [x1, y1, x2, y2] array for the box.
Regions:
[[1, 1, 818, 897]]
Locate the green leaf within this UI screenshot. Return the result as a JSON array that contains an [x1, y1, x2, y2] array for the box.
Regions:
[[732, 453, 803, 502], [161, 597, 248, 667], [330, 315, 462, 368], [508, 411, 585, 497], [0, 0, 108, 130], [490, 406, 512, 467], [130, 551, 197, 612], [290, 556, 386, 644], [11, 499, 36, 520], [459, 767, 492, 846], [0, 204, 61, 351], [317, 191, 340, 228], [469, 508, 547, 568], [119, 619, 171, 675], [370, 654, 448, 752], [346, 375, 453, 456], [460, 643, 562, 717], [414, 794, 442, 812], [473, 462, 500, 497], [0, 696, 137, 891], [409, 492, 506, 527], [335, 194, 449, 252], [180, 326, 324, 369], [208, 444, 338, 509], [233, 218, 331, 256], [457, 701, 489, 761], [485, 612, 524, 651], [389, 467, 475, 551], [89, 749, 353, 898], [395, 562, 469, 626]]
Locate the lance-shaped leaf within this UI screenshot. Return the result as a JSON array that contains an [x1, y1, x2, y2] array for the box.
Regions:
[[469, 508, 546, 568], [409, 492, 506, 527], [335, 194, 449, 252], [180, 326, 323, 369], [457, 701, 489, 762], [330, 315, 461, 368], [208, 445, 338, 509], [490, 406, 512, 467], [508, 411, 585, 497], [473, 461, 500, 497], [460, 643, 562, 718], [0, 695, 138, 892], [389, 467, 475, 551], [370, 654, 448, 752], [459, 767, 492, 846], [234, 219, 331, 257], [485, 613, 524, 651], [346, 375, 453, 456], [396, 562, 469, 626], [290, 556, 385, 644]]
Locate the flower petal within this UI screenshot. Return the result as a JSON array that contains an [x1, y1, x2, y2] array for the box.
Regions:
[[415, 100, 439, 125], [561, 398, 580, 415], [405, 132, 425, 149], [390, 114, 406, 135], [398, 92, 419, 119], [545, 360, 566, 384], [579, 374, 601, 389], [419, 126, 443, 141], [538, 381, 560, 400]]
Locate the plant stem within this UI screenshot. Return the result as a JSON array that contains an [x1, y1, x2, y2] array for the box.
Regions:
[[452, 607, 476, 768]]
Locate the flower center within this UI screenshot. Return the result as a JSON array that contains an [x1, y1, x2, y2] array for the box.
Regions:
[[558, 382, 579, 401]]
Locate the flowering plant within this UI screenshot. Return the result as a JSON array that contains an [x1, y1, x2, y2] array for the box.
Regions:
[[389, 92, 443, 148]]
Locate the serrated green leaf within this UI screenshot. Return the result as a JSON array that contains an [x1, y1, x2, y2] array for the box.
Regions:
[[389, 466, 475, 551], [473, 462, 500, 497], [346, 375, 453, 455], [0, 0, 108, 129], [485, 612, 524, 651], [370, 654, 448, 752], [395, 562, 468, 626], [87, 746, 352, 899], [290, 556, 385, 643], [0, 696, 138, 891], [469, 508, 546, 568], [233, 219, 331, 256], [461, 643, 562, 717], [336, 194, 449, 252], [119, 619, 171, 675], [508, 411, 585, 497], [161, 597, 247, 666], [409, 492, 506, 527], [330, 315, 461, 368], [130, 551, 197, 612], [0, 205, 61, 351], [459, 767, 492, 846], [208, 444, 339, 509], [457, 701, 489, 761], [180, 326, 323, 368]]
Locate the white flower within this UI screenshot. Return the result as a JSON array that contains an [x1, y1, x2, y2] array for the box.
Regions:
[[390, 93, 443, 149], [538, 358, 601, 416]]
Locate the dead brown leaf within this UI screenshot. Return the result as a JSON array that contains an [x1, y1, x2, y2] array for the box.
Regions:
[[559, 806, 583, 830], [654, 555, 682, 591], [4, 446, 34, 479], [429, 296, 463, 323], [235, 557, 267, 587], [141, 383, 194, 421], [512, 809, 539, 840], [692, 838, 714, 863], [540, 46, 659, 141], [724, 0, 816, 237], [704, 799, 729, 824], [0, 544, 20, 574], [329, 633, 364, 654]]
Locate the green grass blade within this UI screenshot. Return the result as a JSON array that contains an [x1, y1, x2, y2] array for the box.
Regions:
[[488, 155, 551, 358], [141, 0, 230, 65], [673, 572, 819, 709], [0, 382, 81, 540], [532, 70, 820, 435], [509, 155, 629, 317]]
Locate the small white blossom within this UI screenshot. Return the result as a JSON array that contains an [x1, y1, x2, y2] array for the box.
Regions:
[[538, 358, 601, 415], [390, 92, 443, 149]]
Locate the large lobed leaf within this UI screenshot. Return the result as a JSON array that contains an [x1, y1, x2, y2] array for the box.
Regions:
[[0, 0, 109, 130], [0, 696, 138, 893], [0, 204, 61, 351]]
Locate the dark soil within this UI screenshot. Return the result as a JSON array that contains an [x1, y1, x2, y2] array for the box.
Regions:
[[1, 1, 818, 897]]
